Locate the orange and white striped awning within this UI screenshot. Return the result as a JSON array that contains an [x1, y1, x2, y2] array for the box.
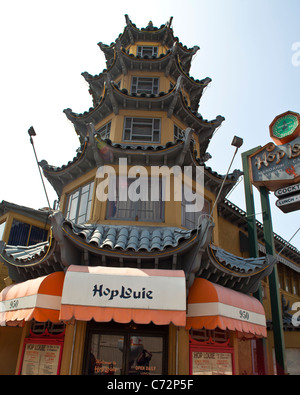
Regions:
[[186, 278, 267, 338], [0, 272, 64, 327], [60, 265, 186, 326]]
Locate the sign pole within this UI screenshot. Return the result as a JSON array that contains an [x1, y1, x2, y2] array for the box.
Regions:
[[243, 111, 299, 375], [259, 186, 286, 375], [242, 148, 268, 375], [242, 148, 261, 258]]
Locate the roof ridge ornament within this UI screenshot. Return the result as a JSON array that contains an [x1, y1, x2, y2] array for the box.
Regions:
[[147, 21, 153, 29], [176, 127, 194, 166], [167, 75, 183, 117], [86, 122, 104, 167], [124, 14, 131, 26], [124, 14, 135, 44], [104, 73, 119, 115]]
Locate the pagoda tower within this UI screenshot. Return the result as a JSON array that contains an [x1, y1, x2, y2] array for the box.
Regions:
[[2, 14, 274, 295], [0, 15, 275, 376]]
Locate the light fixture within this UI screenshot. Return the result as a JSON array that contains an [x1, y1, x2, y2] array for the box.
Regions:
[[28, 126, 36, 137], [231, 135, 243, 148], [27, 126, 51, 210]]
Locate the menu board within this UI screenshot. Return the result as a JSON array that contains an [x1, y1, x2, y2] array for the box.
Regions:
[[192, 351, 233, 375], [20, 340, 63, 375]]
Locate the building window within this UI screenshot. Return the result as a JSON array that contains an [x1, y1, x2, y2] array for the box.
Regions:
[[277, 267, 284, 290], [181, 187, 210, 230], [0, 221, 6, 241], [7, 220, 48, 246], [131, 77, 159, 95], [137, 46, 158, 57], [83, 323, 168, 375], [123, 117, 160, 143], [174, 125, 185, 141], [174, 124, 196, 145], [106, 177, 164, 222], [65, 181, 94, 225], [190, 328, 229, 344], [31, 320, 65, 335], [96, 122, 111, 140], [284, 267, 293, 294]]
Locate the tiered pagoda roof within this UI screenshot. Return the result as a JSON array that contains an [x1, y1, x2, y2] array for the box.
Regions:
[[40, 16, 232, 199], [100, 15, 199, 73], [59, 14, 220, 166], [1, 15, 278, 299], [64, 76, 219, 148], [40, 125, 241, 200], [82, 42, 210, 113]]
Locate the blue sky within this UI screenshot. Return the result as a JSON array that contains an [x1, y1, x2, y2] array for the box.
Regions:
[[0, 0, 299, 249]]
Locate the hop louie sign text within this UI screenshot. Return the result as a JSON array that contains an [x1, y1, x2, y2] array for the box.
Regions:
[[61, 266, 186, 312], [249, 111, 300, 213], [249, 136, 300, 191]]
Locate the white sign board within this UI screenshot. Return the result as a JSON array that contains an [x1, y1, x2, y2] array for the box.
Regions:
[[61, 266, 186, 311]]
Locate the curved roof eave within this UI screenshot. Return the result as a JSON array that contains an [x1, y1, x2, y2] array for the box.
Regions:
[[197, 244, 276, 294], [63, 83, 222, 146], [0, 239, 64, 283], [83, 47, 208, 109]]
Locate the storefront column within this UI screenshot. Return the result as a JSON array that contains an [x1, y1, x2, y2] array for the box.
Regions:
[[177, 327, 189, 375], [0, 325, 23, 374], [231, 332, 239, 375], [69, 321, 87, 375], [168, 325, 189, 375], [168, 324, 176, 374], [14, 322, 31, 375], [59, 323, 76, 375]]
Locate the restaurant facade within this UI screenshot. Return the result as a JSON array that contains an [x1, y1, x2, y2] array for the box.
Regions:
[[0, 15, 299, 375]]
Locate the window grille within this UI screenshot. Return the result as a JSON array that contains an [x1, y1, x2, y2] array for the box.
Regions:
[[96, 122, 111, 140], [123, 117, 160, 143], [8, 220, 48, 246], [137, 46, 158, 57], [31, 320, 65, 335], [131, 77, 159, 95], [0, 221, 6, 241], [174, 125, 196, 145], [181, 186, 210, 230], [174, 125, 186, 141], [190, 328, 229, 343], [106, 177, 164, 222], [65, 181, 94, 225]]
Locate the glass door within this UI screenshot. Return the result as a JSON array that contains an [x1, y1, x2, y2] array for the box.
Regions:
[[83, 323, 168, 375], [89, 334, 124, 375], [127, 335, 164, 375]]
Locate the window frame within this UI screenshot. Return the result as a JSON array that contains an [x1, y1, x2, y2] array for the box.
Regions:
[[96, 121, 111, 140], [174, 124, 185, 141], [82, 322, 168, 375], [131, 76, 159, 95], [0, 221, 6, 241], [65, 180, 94, 225], [123, 117, 161, 143], [106, 176, 165, 223], [181, 186, 210, 230], [137, 45, 158, 57], [174, 124, 196, 146], [7, 219, 48, 246]]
